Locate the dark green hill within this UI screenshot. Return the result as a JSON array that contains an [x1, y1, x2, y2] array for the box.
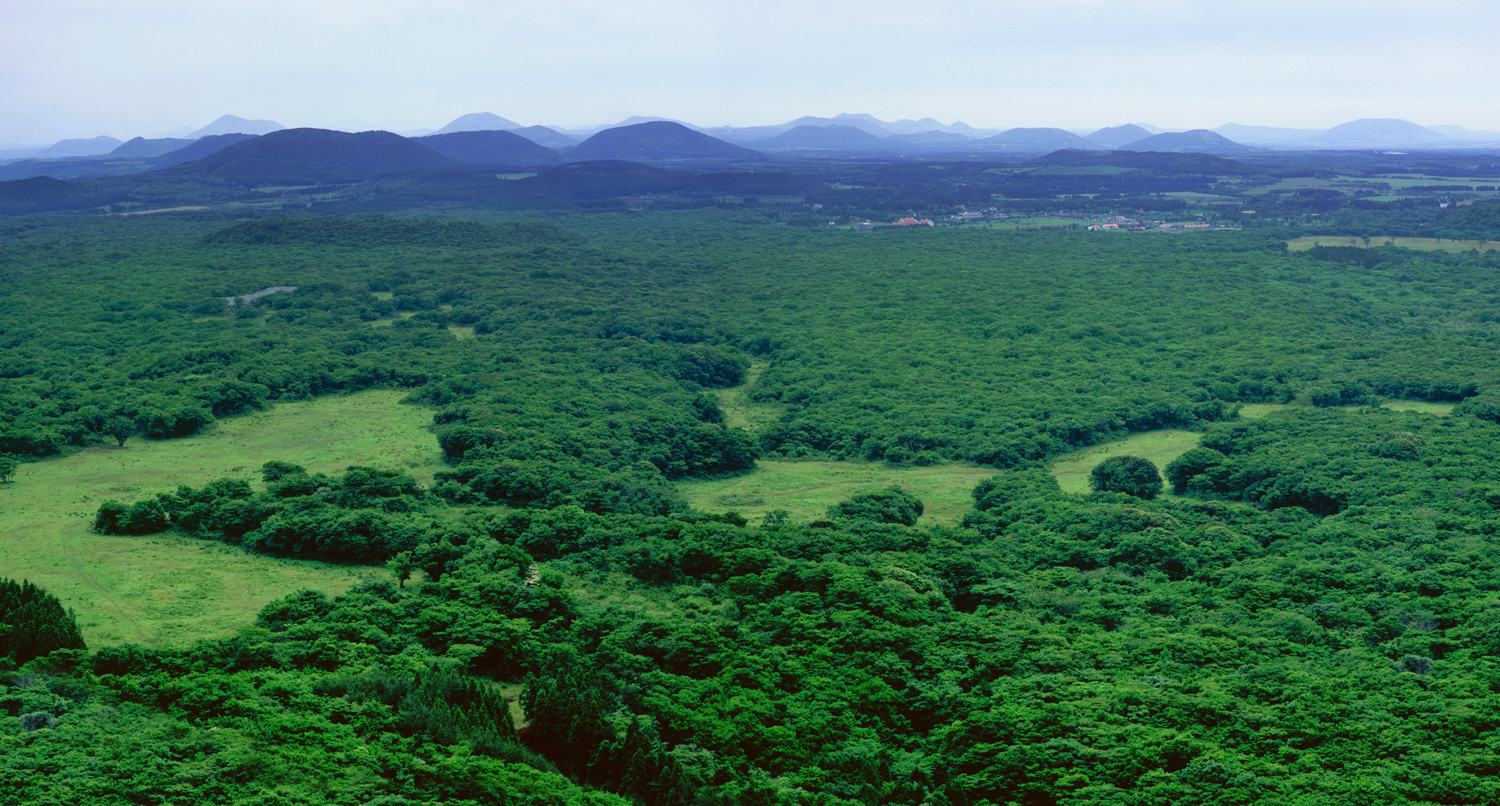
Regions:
[[159, 128, 459, 185], [0, 175, 122, 215], [1436, 201, 1500, 239], [567, 121, 764, 163], [148, 133, 259, 168], [414, 130, 563, 167]]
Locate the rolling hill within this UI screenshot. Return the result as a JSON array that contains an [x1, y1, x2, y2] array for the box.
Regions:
[[431, 112, 522, 135], [414, 130, 563, 167], [757, 124, 890, 151], [109, 137, 193, 159], [567, 121, 764, 162], [187, 115, 284, 138], [979, 128, 1099, 151], [149, 133, 261, 169], [1309, 118, 1458, 149], [510, 126, 580, 149], [33, 136, 124, 158], [1121, 129, 1255, 153], [1085, 124, 1153, 149], [159, 128, 458, 185]]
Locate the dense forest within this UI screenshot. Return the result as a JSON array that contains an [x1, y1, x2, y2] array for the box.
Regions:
[[5, 152, 1500, 804]]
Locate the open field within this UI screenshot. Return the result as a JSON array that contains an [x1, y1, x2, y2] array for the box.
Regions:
[[1047, 429, 1204, 494], [678, 460, 1001, 526], [1288, 236, 1499, 253], [714, 362, 781, 431], [0, 390, 444, 647]]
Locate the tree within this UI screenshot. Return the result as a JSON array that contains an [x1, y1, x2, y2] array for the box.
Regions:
[[1089, 455, 1162, 499], [828, 486, 924, 526], [1163, 447, 1226, 494], [104, 415, 135, 447], [0, 457, 17, 484]]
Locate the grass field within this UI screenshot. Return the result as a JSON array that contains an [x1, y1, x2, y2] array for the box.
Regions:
[[0, 390, 445, 647], [678, 461, 1001, 527], [1288, 236, 1499, 253], [1048, 430, 1204, 494], [715, 362, 781, 431]]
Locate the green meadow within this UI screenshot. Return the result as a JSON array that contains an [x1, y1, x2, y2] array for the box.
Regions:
[[677, 460, 1002, 526], [0, 390, 444, 646], [1047, 429, 1204, 494]]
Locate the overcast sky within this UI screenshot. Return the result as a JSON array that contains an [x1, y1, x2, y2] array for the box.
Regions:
[[4, 0, 1498, 145]]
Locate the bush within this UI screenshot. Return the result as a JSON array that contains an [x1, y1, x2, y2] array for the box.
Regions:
[[828, 486, 924, 526], [1089, 456, 1162, 499]]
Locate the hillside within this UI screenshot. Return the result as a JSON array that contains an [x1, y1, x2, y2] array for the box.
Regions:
[[0, 175, 122, 215], [510, 125, 580, 148], [757, 124, 889, 151], [34, 135, 124, 158], [187, 114, 284, 138], [980, 127, 1099, 150], [159, 128, 459, 184], [1086, 124, 1153, 148], [1122, 129, 1256, 153], [431, 112, 521, 135], [109, 137, 193, 159], [1310, 118, 1458, 148], [567, 121, 764, 162], [149, 133, 260, 169], [414, 130, 563, 167]]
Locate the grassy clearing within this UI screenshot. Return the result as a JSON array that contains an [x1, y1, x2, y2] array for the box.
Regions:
[[0, 390, 444, 647], [714, 362, 781, 431], [1234, 401, 1450, 420], [1287, 236, 1499, 253], [677, 461, 1001, 527], [1379, 399, 1455, 415], [1049, 430, 1204, 495], [1237, 404, 1287, 420]]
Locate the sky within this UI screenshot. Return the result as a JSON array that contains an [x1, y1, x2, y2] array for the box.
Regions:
[[4, 0, 1499, 145]]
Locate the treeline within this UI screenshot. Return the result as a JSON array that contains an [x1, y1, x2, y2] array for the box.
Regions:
[[0, 578, 85, 668], [94, 462, 443, 563]]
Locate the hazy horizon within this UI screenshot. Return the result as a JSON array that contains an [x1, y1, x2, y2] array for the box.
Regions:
[[4, 0, 1498, 145]]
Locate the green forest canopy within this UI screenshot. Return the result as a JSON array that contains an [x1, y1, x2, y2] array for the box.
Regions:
[[5, 207, 1500, 804]]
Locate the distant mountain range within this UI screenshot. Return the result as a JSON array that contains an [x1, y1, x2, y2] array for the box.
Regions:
[[4, 111, 1499, 184]]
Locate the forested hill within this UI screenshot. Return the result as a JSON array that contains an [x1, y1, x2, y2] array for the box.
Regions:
[[159, 127, 461, 184]]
